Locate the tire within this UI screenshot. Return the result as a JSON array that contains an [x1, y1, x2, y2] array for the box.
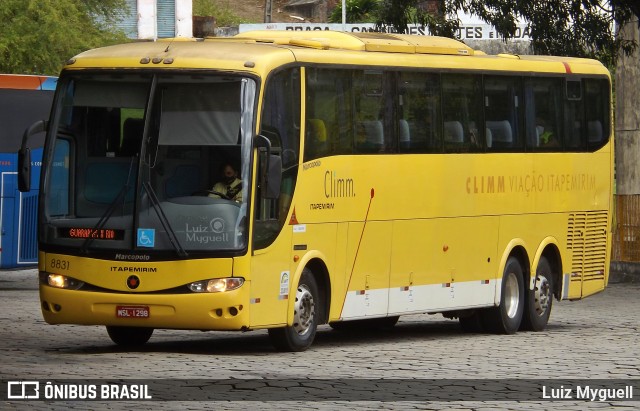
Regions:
[[106, 326, 153, 346], [459, 311, 485, 333], [482, 256, 524, 334], [268, 269, 320, 352], [521, 256, 554, 331], [330, 316, 399, 331]]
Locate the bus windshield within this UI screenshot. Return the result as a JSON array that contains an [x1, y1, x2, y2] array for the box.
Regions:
[[42, 73, 256, 255]]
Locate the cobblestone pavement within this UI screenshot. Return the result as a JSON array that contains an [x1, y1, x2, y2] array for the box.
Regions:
[[0, 268, 638, 410]]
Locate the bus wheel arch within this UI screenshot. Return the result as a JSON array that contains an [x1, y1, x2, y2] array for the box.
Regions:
[[540, 244, 562, 302], [267, 258, 331, 352], [522, 244, 561, 331], [303, 258, 331, 324], [484, 247, 528, 334], [496, 243, 530, 305]]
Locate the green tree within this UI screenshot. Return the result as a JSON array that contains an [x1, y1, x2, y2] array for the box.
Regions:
[[0, 0, 128, 75], [328, 0, 381, 23], [193, 0, 248, 26], [375, 0, 640, 66], [376, 0, 460, 37]]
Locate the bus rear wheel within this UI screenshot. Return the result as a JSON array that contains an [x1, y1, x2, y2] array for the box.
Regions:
[[106, 326, 153, 346], [482, 256, 524, 334], [268, 269, 319, 352], [521, 256, 554, 331]]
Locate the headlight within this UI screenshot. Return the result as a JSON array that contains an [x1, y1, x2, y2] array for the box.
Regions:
[[47, 274, 84, 290], [188, 278, 244, 293]]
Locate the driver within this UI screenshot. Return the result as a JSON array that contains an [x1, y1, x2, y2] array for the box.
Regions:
[[209, 163, 243, 202]]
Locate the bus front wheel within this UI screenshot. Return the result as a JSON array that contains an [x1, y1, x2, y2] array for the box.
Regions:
[[106, 326, 154, 346], [482, 256, 524, 334], [521, 256, 554, 331], [268, 269, 319, 352]]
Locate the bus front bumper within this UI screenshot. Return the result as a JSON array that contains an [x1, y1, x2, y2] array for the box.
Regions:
[[39, 283, 251, 331]]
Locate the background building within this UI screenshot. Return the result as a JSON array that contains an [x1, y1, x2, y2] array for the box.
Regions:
[[117, 0, 193, 39], [283, 0, 338, 21]]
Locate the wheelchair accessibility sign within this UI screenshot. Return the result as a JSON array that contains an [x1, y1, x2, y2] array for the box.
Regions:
[[137, 229, 155, 248]]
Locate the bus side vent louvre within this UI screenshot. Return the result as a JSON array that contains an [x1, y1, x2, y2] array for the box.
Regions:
[[19, 193, 39, 262], [566, 212, 608, 283]]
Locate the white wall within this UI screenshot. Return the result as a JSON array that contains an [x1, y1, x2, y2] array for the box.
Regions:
[[137, 0, 192, 39], [175, 0, 193, 37], [138, 0, 157, 39]]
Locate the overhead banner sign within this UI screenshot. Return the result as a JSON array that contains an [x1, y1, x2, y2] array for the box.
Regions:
[[239, 23, 532, 41]]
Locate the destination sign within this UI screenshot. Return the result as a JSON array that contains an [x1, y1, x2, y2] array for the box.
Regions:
[[58, 228, 125, 240]]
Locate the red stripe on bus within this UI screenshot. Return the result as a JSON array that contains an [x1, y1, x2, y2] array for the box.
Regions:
[[0, 74, 46, 90]]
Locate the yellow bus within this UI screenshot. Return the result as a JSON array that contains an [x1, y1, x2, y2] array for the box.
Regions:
[[19, 31, 613, 351]]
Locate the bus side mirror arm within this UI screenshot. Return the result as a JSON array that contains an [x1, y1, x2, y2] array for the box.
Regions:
[[254, 134, 282, 200], [18, 120, 48, 192]]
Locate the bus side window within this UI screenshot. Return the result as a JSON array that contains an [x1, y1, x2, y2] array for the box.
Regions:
[[484, 76, 524, 151], [528, 77, 563, 150], [442, 74, 483, 152], [305, 68, 354, 158], [398, 119, 411, 150], [357, 120, 384, 152], [564, 79, 585, 150], [397, 72, 441, 153], [353, 70, 385, 153], [48, 138, 71, 216], [305, 118, 328, 160], [444, 121, 464, 143], [585, 79, 610, 150], [255, 67, 301, 250], [588, 121, 603, 143]]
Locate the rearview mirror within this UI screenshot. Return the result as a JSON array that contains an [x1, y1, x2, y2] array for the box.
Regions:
[[263, 154, 282, 199], [254, 134, 283, 199], [18, 120, 48, 192], [18, 148, 31, 192]]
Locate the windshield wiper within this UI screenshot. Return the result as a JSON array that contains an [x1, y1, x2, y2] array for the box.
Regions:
[[80, 157, 136, 253], [142, 181, 188, 258]]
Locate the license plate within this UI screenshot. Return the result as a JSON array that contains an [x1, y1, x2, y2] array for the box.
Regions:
[[116, 305, 150, 318]]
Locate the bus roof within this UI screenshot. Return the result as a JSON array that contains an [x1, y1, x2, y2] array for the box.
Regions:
[[64, 31, 609, 78], [236, 30, 476, 55], [64, 39, 296, 76]]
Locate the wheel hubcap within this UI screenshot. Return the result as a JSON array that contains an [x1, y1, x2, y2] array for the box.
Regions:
[[293, 284, 315, 335], [504, 272, 520, 319], [533, 275, 551, 316]]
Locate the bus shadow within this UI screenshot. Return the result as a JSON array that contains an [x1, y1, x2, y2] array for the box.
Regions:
[[56, 319, 577, 356]]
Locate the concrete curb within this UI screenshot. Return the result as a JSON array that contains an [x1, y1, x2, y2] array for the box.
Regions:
[[610, 261, 640, 283]]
